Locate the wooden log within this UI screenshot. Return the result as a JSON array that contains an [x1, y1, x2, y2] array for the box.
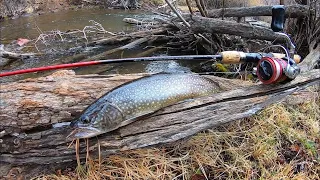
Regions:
[[195, 0, 207, 17], [189, 16, 282, 41], [0, 51, 40, 60], [0, 50, 42, 67], [82, 37, 149, 61], [0, 67, 319, 178], [0, 71, 248, 133], [123, 18, 152, 25], [207, 4, 311, 18], [298, 41, 320, 73], [185, 0, 194, 15], [87, 27, 170, 46], [199, 0, 208, 17]]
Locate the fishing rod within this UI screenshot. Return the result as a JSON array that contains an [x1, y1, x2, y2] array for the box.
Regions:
[[0, 51, 301, 78], [0, 6, 302, 84], [0, 55, 221, 77]]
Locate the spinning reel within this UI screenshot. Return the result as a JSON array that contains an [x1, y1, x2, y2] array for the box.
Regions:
[[255, 5, 301, 84], [218, 6, 301, 84]]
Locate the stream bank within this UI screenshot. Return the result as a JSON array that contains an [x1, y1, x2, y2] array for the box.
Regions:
[[0, 0, 163, 19]]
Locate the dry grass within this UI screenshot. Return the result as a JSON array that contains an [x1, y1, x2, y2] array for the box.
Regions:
[[36, 89, 320, 180]]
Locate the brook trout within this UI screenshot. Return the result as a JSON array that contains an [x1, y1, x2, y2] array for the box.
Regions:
[[70, 73, 220, 138]]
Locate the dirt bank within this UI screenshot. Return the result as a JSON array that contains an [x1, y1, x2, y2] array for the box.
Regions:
[[0, 0, 72, 18], [0, 0, 297, 19], [0, 0, 155, 19]]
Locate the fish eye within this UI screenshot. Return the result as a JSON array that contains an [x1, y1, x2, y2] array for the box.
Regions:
[[82, 116, 90, 123]]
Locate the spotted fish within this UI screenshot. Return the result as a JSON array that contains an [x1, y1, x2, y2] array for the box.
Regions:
[[70, 73, 220, 138]]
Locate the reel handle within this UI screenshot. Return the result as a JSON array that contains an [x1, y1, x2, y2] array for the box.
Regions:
[[271, 5, 285, 32]]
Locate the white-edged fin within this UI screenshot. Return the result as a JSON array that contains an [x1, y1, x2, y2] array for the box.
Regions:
[[68, 126, 105, 139], [52, 122, 71, 128]]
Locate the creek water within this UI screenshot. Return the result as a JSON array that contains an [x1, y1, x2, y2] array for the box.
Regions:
[[0, 8, 201, 82], [0, 8, 143, 43]]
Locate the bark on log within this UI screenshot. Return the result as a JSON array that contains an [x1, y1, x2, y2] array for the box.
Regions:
[[207, 5, 311, 18], [299, 41, 320, 72], [189, 16, 282, 41], [0, 68, 319, 178], [0, 71, 249, 133]]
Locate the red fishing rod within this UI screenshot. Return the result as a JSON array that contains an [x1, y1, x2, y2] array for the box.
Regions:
[[0, 55, 221, 77], [0, 52, 301, 79]]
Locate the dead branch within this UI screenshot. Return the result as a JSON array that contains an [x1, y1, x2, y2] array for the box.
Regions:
[[185, 0, 194, 15], [189, 16, 284, 41], [122, 18, 154, 25], [207, 4, 311, 18], [0, 50, 41, 60], [87, 27, 170, 46], [157, 0, 177, 9], [195, 0, 206, 17], [82, 37, 149, 61], [133, 46, 163, 57], [199, 0, 208, 17], [165, 0, 191, 27], [299, 41, 320, 72]]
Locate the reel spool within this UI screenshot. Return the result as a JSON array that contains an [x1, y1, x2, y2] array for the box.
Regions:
[[256, 56, 300, 84]]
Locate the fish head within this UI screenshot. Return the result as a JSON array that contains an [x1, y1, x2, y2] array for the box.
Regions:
[[69, 114, 105, 139], [69, 102, 123, 139]]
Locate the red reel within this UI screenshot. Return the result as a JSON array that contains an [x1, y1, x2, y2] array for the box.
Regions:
[[256, 57, 289, 84]]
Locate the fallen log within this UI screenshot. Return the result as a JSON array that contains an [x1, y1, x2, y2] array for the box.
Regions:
[[123, 18, 153, 25], [0, 51, 41, 60], [82, 37, 149, 62], [0, 50, 42, 68], [0, 71, 250, 133], [207, 4, 311, 18], [0, 67, 319, 178], [87, 27, 170, 46], [299, 41, 320, 72], [1, 43, 319, 177], [189, 16, 284, 41]]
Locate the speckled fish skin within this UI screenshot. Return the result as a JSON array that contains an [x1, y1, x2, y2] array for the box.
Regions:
[[70, 73, 220, 138]]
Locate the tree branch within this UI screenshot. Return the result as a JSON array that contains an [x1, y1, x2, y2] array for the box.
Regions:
[[207, 4, 311, 18]]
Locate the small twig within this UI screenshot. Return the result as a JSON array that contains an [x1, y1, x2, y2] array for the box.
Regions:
[[164, 0, 190, 27], [0, 50, 42, 59], [89, 20, 116, 36], [157, 0, 177, 9], [164, 0, 213, 46], [195, 0, 206, 17], [199, 0, 208, 17], [185, 0, 194, 15]]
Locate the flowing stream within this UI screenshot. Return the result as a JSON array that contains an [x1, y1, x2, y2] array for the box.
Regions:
[[0, 8, 202, 82]]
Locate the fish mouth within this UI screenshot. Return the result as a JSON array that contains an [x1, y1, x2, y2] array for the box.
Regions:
[[67, 126, 104, 139]]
